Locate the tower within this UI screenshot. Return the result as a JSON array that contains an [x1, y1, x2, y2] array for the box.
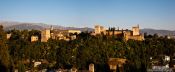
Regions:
[[41, 29, 50, 42], [94, 25, 105, 35], [132, 25, 140, 36], [95, 25, 101, 34]]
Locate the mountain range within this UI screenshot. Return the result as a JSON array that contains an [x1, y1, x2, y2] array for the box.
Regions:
[[0, 21, 93, 32], [140, 28, 175, 36], [0, 21, 175, 36]]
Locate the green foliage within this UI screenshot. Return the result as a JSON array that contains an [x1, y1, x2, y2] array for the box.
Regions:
[[0, 25, 11, 72], [18, 62, 25, 72]]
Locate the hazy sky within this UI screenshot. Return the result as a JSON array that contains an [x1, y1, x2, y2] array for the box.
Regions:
[[0, 0, 175, 30]]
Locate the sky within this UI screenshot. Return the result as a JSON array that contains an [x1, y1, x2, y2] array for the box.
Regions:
[[0, 0, 175, 30]]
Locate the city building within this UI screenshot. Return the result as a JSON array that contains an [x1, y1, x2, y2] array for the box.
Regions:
[[125, 25, 144, 41], [50, 29, 80, 41], [132, 25, 140, 36], [41, 28, 81, 42], [41, 29, 51, 42], [89, 63, 94, 72], [108, 58, 127, 72], [67, 30, 81, 34], [93, 25, 144, 41], [94, 25, 106, 35], [148, 55, 173, 72], [6, 33, 11, 39], [167, 35, 175, 39], [31, 36, 38, 42]]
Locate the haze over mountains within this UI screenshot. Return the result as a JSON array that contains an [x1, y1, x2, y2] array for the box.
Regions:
[[0, 21, 175, 36], [0, 21, 64, 30], [141, 29, 175, 36], [0, 21, 93, 32]]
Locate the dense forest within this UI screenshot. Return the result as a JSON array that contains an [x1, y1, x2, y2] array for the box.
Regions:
[[0, 25, 175, 72]]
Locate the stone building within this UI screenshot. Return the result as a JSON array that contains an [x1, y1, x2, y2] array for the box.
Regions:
[[6, 33, 11, 39], [124, 25, 144, 41], [41, 29, 51, 42], [89, 63, 94, 72], [31, 36, 38, 42], [41, 28, 81, 42], [108, 58, 127, 72], [93, 25, 144, 41], [94, 25, 106, 35], [132, 25, 140, 36], [67, 30, 81, 34], [106, 28, 126, 37], [50, 29, 81, 41]]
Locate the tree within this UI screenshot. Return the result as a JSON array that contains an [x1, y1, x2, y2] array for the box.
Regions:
[[0, 25, 11, 71]]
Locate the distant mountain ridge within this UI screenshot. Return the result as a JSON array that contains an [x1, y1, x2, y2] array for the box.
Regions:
[[140, 28, 175, 36], [0, 21, 93, 32], [0, 21, 66, 30]]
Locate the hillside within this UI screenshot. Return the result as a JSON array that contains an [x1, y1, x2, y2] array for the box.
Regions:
[[0, 21, 93, 32], [140, 29, 175, 36]]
